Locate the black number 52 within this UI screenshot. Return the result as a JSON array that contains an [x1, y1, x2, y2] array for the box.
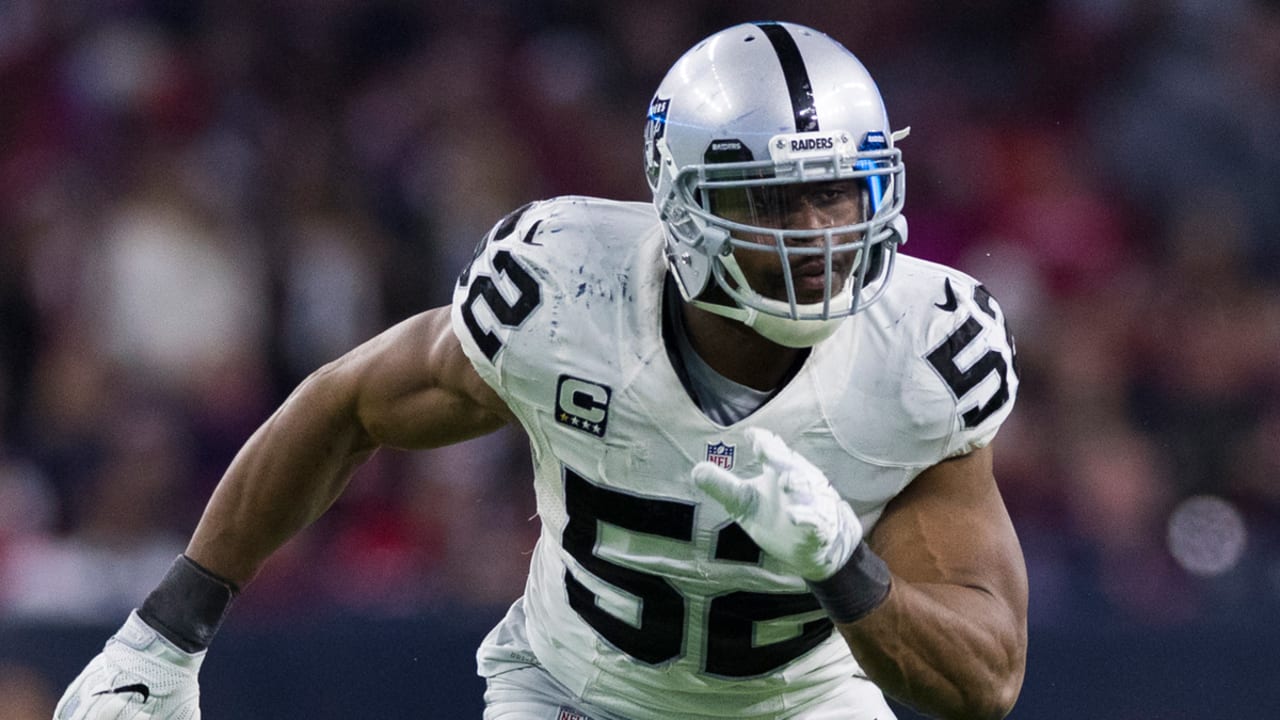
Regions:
[[458, 204, 542, 361], [562, 468, 832, 678], [459, 249, 540, 361], [926, 284, 1017, 428]]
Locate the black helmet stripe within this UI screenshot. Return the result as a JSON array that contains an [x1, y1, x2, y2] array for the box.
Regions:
[[755, 22, 819, 132]]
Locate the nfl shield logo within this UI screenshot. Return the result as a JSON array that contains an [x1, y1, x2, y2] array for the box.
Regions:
[[706, 442, 736, 470]]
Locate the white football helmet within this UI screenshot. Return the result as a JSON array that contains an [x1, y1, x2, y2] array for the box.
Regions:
[[645, 21, 908, 347]]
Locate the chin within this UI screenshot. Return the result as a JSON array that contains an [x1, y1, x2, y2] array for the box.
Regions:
[[794, 283, 842, 305]]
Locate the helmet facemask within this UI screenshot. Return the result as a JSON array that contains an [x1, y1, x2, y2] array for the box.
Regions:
[[660, 130, 907, 347]]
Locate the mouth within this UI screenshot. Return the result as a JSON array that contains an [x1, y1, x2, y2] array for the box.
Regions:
[[788, 258, 850, 301], [792, 264, 829, 297]]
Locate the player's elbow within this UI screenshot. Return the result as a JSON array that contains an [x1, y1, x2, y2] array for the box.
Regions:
[[970, 600, 1027, 719], [963, 656, 1025, 720], [981, 677, 1023, 720], [933, 637, 1024, 720]]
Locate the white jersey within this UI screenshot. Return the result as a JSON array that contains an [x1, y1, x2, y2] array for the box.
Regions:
[[450, 196, 1018, 719]]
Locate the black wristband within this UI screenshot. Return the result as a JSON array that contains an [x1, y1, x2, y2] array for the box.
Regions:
[[138, 554, 239, 653], [807, 542, 892, 624]]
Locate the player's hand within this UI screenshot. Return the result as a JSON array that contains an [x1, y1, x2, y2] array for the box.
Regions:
[[693, 427, 863, 581], [54, 611, 203, 720]]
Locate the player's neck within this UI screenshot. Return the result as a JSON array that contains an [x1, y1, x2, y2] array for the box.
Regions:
[[680, 302, 803, 392]]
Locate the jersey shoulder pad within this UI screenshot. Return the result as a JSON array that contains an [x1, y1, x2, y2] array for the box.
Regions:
[[449, 196, 657, 391], [885, 256, 1020, 457]]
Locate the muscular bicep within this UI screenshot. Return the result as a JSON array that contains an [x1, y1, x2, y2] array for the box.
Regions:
[[343, 305, 512, 449], [869, 445, 1027, 618]]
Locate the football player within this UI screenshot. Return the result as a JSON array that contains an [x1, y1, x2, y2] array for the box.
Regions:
[[55, 21, 1026, 720]]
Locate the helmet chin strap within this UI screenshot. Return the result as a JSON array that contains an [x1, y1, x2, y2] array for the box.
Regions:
[[690, 299, 846, 348], [689, 287, 852, 348], [689, 251, 855, 347]]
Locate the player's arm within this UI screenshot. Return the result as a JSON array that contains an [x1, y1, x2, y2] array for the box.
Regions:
[[54, 305, 510, 720], [186, 304, 511, 586], [694, 432, 1026, 720], [836, 444, 1027, 720]]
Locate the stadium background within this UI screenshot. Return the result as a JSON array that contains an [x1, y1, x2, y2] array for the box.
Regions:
[[2, 0, 1278, 716]]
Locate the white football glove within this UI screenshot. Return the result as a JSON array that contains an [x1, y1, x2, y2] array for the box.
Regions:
[[693, 427, 864, 581], [54, 611, 203, 720]]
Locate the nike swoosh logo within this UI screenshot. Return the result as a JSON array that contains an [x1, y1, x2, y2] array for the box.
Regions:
[[521, 218, 544, 246], [935, 278, 959, 312], [93, 683, 151, 702]]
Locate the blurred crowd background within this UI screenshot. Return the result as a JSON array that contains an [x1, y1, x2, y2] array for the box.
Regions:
[[2, 0, 1279, 716]]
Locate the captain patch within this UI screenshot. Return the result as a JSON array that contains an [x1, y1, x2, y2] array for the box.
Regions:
[[555, 375, 611, 438]]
